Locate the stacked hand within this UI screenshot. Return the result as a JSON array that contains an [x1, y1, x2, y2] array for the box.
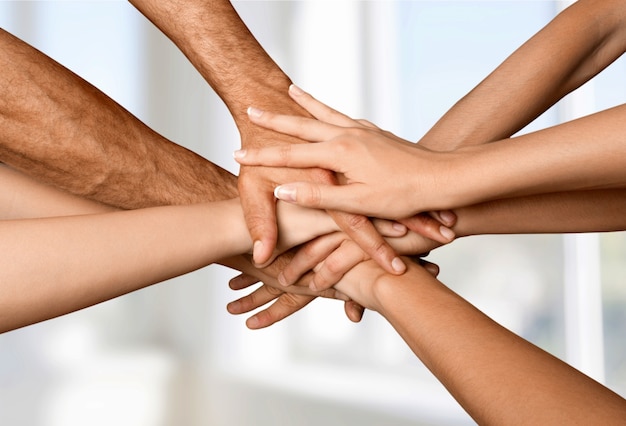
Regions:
[[229, 85, 458, 327], [235, 85, 462, 219]]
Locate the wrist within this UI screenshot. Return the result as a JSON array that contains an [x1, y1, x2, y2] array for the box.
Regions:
[[371, 261, 427, 316], [412, 147, 474, 211], [442, 143, 511, 209]]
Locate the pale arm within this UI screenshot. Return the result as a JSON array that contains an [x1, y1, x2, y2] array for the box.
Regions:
[[0, 167, 341, 333], [419, 0, 626, 151], [333, 260, 626, 424]]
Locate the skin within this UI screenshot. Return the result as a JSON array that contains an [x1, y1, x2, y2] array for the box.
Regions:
[[230, 2, 626, 418], [0, 26, 356, 328], [0, 164, 346, 333], [232, 0, 626, 291], [231, 87, 626, 294], [0, 3, 449, 326], [418, 0, 626, 151], [0, 164, 427, 334], [236, 94, 626, 218], [330, 259, 626, 425], [127, 0, 428, 274]]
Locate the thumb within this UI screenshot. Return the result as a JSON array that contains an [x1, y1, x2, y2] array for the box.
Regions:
[[239, 179, 278, 266]]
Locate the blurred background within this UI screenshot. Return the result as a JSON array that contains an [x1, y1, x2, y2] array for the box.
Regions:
[[0, 1, 624, 425]]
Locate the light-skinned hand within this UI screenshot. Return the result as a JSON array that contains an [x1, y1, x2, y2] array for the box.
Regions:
[[235, 85, 460, 220]]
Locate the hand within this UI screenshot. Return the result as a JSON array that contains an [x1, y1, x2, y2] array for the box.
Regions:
[[224, 254, 363, 329], [235, 85, 459, 220], [238, 93, 427, 276], [278, 213, 452, 291], [227, 272, 364, 329], [228, 256, 440, 326], [224, 211, 412, 328], [333, 257, 440, 314]]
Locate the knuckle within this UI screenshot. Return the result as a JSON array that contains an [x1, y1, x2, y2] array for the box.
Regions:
[[342, 214, 371, 233], [310, 167, 334, 184], [300, 184, 323, 208], [265, 285, 284, 297], [332, 136, 356, 156], [277, 144, 293, 165], [280, 293, 310, 310], [300, 239, 325, 259], [370, 238, 392, 260]]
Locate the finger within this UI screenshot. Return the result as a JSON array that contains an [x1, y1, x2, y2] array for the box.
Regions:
[[288, 84, 362, 128], [385, 231, 439, 256], [273, 182, 385, 217], [344, 300, 365, 323], [371, 218, 407, 237], [330, 210, 405, 275], [247, 106, 342, 143], [235, 141, 341, 172], [429, 209, 457, 228], [280, 233, 347, 286], [246, 293, 316, 329], [238, 172, 279, 265], [227, 284, 283, 315], [399, 213, 455, 244], [310, 240, 368, 291], [228, 273, 260, 291]]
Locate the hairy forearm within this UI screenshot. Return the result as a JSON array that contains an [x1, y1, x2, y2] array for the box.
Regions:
[[419, 0, 626, 151], [129, 0, 305, 137], [374, 264, 626, 424], [0, 29, 237, 208]]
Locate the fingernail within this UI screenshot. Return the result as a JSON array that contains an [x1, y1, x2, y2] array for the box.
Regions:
[[253, 240, 264, 264], [392, 222, 407, 233], [289, 84, 304, 95], [247, 106, 263, 118], [233, 149, 246, 159], [278, 272, 289, 287], [227, 300, 240, 313], [247, 316, 260, 329], [439, 226, 455, 241], [438, 210, 456, 226], [274, 185, 297, 202], [391, 257, 406, 273]]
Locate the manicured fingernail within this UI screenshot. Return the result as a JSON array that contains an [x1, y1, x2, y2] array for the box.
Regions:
[[274, 185, 296, 202], [438, 210, 457, 226], [289, 84, 304, 95], [233, 149, 246, 159], [253, 240, 264, 264], [391, 257, 406, 273], [247, 106, 263, 118], [439, 226, 455, 241]]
